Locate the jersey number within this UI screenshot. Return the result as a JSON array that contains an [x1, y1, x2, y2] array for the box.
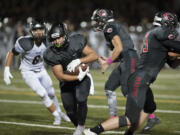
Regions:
[[32, 55, 41, 65], [142, 33, 149, 53]]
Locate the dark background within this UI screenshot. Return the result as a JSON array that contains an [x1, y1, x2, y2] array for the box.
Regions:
[[0, 0, 180, 27]]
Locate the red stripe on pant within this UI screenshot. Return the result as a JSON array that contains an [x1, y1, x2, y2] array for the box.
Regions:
[[132, 77, 142, 97]]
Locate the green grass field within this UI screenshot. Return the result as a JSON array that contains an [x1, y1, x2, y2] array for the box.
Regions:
[[0, 68, 180, 135]]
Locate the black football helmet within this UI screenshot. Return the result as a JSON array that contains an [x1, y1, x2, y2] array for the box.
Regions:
[[30, 20, 46, 43], [161, 12, 178, 28], [91, 9, 114, 31], [48, 22, 68, 48]]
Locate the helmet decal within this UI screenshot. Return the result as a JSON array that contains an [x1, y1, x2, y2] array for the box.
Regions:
[[107, 28, 113, 33], [97, 9, 107, 17]]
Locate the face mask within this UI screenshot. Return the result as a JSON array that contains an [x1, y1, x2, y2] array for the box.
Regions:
[[55, 43, 63, 48]]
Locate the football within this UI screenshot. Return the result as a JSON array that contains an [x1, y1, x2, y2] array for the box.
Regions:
[[64, 63, 89, 75]]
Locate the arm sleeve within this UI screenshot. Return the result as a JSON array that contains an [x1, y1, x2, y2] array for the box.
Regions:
[[155, 28, 178, 41], [74, 35, 87, 52], [167, 57, 180, 69], [104, 25, 118, 41], [12, 47, 20, 55], [162, 40, 180, 53], [79, 36, 87, 51]]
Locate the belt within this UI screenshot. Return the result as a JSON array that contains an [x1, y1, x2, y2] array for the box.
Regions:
[[30, 69, 41, 73]]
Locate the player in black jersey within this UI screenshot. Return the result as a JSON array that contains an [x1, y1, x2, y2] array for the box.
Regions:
[[43, 23, 98, 135], [84, 12, 180, 135], [91, 8, 139, 118]]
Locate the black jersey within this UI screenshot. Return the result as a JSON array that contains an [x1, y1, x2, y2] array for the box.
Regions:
[[43, 34, 87, 70], [103, 21, 135, 52], [137, 26, 180, 82]]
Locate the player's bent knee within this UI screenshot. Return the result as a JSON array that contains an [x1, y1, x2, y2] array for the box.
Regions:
[[77, 99, 87, 106], [144, 102, 156, 114], [47, 87, 55, 98], [105, 90, 116, 97], [76, 95, 88, 103], [35, 88, 47, 98], [42, 94, 53, 108]]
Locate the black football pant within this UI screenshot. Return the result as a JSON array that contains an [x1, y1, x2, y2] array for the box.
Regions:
[[126, 71, 156, 125], [105, 50, 138, 96], [60, 76, 90, 126]]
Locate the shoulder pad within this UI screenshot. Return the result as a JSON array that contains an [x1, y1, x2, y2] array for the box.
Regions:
[[18, 36, 34, 51]]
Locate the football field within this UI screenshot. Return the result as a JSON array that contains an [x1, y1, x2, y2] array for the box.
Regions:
[[0, 69, 180, 135]]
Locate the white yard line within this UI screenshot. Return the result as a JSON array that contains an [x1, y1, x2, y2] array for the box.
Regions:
[[1, 82, 180, 90], [0, 99, 180, 114], [1, 85, 180, 99], [0, 121, 152, 135], [0, 120, 125, 134]]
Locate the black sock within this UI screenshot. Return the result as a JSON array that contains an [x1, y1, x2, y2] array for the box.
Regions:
[[90, 124, 104, 134], [124, 129, 133, 135]]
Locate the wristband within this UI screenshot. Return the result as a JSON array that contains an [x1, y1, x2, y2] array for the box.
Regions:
[[107, 57, 113, 65]]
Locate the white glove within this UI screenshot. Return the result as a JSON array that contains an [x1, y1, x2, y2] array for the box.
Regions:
[[4, 66, 13, 85], [67, 59, 81, 72], [77, 66, 89, 81]]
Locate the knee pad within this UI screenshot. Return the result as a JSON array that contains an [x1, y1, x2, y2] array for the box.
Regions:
[[106, 90, 117, 103], [119, 115, 128, 127], [105, 90, 116, 98], [47, 87, 55, 99], [42, 94, 53, 108]]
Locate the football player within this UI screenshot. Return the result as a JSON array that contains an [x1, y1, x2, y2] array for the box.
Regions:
[[3, 20, 70, 125], [43, 22, 98, 135], [91, 8, 139, 119], [84, 12, 180, 135]]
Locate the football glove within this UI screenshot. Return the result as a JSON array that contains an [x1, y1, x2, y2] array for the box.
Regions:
[[67, 59, 81, 72], [77, 66, 89, 81], [4, 66, 13, 85]]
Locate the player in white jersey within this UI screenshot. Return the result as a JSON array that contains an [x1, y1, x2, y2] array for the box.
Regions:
[[3, 20, 70, 125]]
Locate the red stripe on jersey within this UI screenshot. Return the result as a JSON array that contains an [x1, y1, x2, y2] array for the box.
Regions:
[[142, 32, 149, 53], [131, 58, 135, 73]]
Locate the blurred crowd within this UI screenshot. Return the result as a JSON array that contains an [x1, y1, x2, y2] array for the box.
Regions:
[[0, 18, 158, 69], [1, 0, 180, 69]]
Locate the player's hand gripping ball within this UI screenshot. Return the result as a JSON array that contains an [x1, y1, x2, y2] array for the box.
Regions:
[[64, 63, 89, 75]]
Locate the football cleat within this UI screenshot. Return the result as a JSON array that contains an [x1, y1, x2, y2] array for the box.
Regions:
[[83, 129, 97, 135], [124, 129, 134, 135], [53, 116, 61, 125], [143, 117, 160, 132], [59, 112, 71, 122]]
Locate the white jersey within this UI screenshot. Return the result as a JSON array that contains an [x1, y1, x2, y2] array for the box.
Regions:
[[14, 36, 48, 71]]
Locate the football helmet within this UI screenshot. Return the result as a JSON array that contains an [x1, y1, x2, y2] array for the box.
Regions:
[[161, 12, 178, 28], [91, 9, 114, 31], [48, 22, 68, 48], [30, 20, 46, 43], [153, 12, 163, 26]]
